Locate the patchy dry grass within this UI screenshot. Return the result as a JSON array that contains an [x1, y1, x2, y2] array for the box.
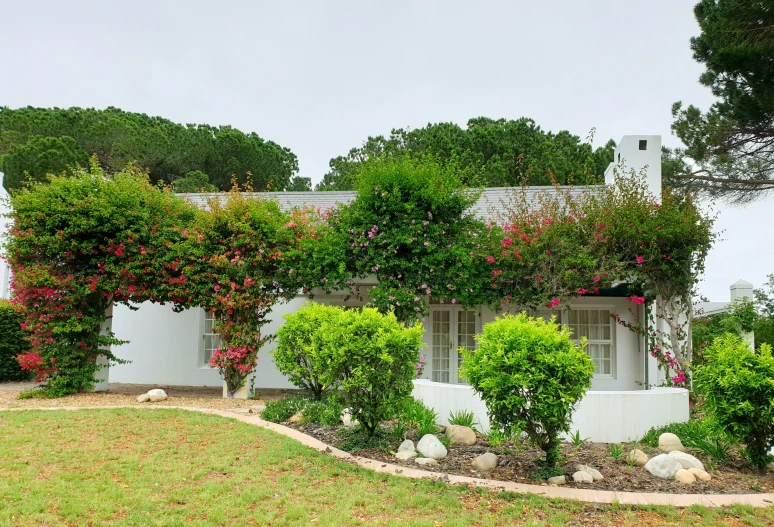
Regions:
[[1, 409, 773, 527]]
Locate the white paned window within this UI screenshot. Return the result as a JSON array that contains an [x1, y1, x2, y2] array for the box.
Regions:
[[567, 309, 614, 376], [202, 311, 222, 366], [456, 310, 476, 383], [431, 310, 451, 383], [528, 307, 615, 377]]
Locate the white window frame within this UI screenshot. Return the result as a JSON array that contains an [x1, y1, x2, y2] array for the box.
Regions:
[[428, 306, 480, 385], [199, 309, 222, 369], [533, 305, 616, 379]]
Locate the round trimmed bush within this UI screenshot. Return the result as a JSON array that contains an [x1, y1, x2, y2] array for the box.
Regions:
[[274, 302, 346, 398], [460, 312, 594, 470], [694, 333, 774, 473]]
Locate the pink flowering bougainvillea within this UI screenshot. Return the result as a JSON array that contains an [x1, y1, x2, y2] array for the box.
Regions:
[[7, 166, 306, 397], [490, 168, 715, 384], [7, 159, 715, 396]]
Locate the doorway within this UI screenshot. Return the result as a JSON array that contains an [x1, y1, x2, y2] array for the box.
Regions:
[[428, 307, 479, 384]]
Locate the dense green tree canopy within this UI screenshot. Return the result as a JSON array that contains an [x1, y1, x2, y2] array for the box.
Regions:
[[317, 118, 616, 191], [0, 106, 299, 192], [671, 0, 774, 201], [0, 135, 89, 190]]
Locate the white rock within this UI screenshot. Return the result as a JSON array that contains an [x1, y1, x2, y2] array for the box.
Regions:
[[658, 432, 685, 453], [668, 451, 704, 471], [147, 389, 167, 402], [644, 454, 683, 479], [572, 471, 594, 483], [398, 439, 415, 453], [575, 464, 604, 482], [688, 468, 712, 481], [395, 451, 417, 461], [627, 449, 649, 467], [471, 453, 498, 472], [674, 468, 696, 484], [446, 425, 477, 446], [288, 412, 303, 423], [341, 410, 353, 427], [417, 434, 448, 460], [414, 457, 439, 467], [547, 475, 567, 485], [136, 393, 150, 403]]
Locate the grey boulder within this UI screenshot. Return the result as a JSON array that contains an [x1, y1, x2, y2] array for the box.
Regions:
[[644, 454, 682, 479], [471, 453, 498, 472], [446, 425, 477, 446], [417, 434, 448, 460]]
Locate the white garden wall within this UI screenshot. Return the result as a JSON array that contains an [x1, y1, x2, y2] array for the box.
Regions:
[[412, 379, 689, 443]]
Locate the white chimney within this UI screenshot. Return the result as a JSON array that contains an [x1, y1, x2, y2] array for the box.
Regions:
[[604, 135, 662, 200]]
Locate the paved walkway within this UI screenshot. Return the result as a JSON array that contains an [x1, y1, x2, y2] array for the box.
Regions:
[[4, 404, 773, 509], [0, 381, 42, 392], [0, 381, 294, 400]]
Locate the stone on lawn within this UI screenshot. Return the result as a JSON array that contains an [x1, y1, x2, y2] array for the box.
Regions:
[[395, 451, 417, 461], [644, 454, 682, 479], [147, 389, 167, 402], [688, 468, 712, 481], [547, 475, 567, 485], [414, 457, 439, 467], [417, 434, 448, 460], [471, 453, 498, 472], [668, 451, 704, 471], [136, 393, 151, 403], [572, 471, 594, 483], [288, 411, 303, 423], [398, 439, 415, 453], [446, 425, 477, 446], [341, 409, 354, 427], [674, 469, 696, 484], [575, 464, 604, 481], [658, 432, 685, 453], [627, 449, 649, 467]]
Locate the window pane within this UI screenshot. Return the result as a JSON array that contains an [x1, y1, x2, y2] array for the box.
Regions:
[[432, 310, 451, 383]]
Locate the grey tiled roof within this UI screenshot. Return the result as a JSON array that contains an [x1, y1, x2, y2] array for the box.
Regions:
[[177, 186, 603, 220]]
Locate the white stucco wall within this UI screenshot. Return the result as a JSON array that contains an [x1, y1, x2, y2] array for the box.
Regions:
[[111, 294, 648, 391], [0, 172, 11, 299], [412, 379, 689, 443], [109, 293, 371, 389], [111, 303, 222, 386]]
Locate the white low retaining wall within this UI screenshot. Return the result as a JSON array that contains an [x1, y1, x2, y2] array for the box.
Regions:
[[412, 379, 689, 443]]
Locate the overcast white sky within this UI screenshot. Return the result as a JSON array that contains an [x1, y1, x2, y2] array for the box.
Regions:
[[0, 0, 770, 301]]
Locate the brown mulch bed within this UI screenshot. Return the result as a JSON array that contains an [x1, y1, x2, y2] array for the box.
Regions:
[[285, 422, 774, 495]]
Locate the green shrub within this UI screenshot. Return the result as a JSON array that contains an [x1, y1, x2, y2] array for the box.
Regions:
[[395, 397, 438, 437], [639, 416, 730, 448], [273, 302, 346, 398], [694, 334, 774, 473], [326, 308, 424, 437], [461, 312, 594, 469], [0, 301, 30, 382], [300, 394, 345, 427], [448, 409, 477, 430], [260, 396, 311, 423]]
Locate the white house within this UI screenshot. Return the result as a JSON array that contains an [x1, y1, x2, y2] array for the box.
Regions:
[[0, 135, 691, 442], [695, 279, 757, 350]]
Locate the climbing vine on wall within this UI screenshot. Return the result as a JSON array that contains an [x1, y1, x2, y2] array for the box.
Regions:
[[6, 159, 715, 396]]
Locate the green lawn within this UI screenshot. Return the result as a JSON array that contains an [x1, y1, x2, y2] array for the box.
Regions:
[[0, 409, 772, 527]]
